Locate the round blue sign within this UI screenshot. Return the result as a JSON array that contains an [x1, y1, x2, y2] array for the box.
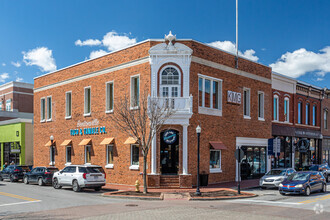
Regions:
[[163, 130, 177, 144]]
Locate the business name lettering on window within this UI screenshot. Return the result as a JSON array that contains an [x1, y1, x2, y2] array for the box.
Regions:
[[227, 91, 241, 104]]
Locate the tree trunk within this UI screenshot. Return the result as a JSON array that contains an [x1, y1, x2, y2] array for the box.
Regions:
[[143, 155, 148, 194]]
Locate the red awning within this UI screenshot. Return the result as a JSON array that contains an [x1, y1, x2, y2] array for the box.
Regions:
[[210, 141, 227, 150]]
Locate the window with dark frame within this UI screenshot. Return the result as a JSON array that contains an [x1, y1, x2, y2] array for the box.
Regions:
[[66, 92, 72, 118], [131, 76, 139, 108], [131, 144, 139, 166], [107, 144, 113, 164], [106, 82, 114, 112], [66, 146, 72, 163]]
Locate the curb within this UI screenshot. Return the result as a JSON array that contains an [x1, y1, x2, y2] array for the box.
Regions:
[[102, 193, 163, 200], [189, 193, 258, 201]]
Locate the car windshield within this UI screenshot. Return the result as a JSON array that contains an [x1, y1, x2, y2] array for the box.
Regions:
[[288, 173, 310, 181], [79, 167, 102, 173], [266, 170, 286, 176]]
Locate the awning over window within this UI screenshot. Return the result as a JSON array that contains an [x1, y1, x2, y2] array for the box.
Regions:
[[100, 137, 115, 145], [45, 140, 56, 147], [60, 140, 72, 146], [210, 141, 227, 150], [124, 137, 138, 145], [78, 139, 92, 146]]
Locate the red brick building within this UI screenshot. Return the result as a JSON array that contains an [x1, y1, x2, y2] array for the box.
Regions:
[[322, 89, 330, 164], [33, 34, 272, 188]]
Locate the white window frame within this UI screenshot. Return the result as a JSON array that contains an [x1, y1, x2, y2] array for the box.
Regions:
[[6, 99, 11, 111], [130, 75, 140, 109], [40, 97, 46, 122], [85, 145, 92, 165], [159, 65, 181, 98], [129, 144, 139, 170], [198, 74, 223, 116], [84, 86, 91, 116], [258, 91, 264, 120], [284, 97, 290, 123], [65, 146, 72, 165], [106, 81, 114, 113], [210, 150, 222, 173], [65, 91, 72, 119], [105, 144, 114, 169], [243, 88, 251, 119], [46, 96, 52, 121]]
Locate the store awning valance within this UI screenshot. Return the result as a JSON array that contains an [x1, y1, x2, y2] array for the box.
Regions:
[[78, 139, 92, 146], [210, 141, 227, 150], [100, 137, 115, 145], [124, 137, 138, 145], [61, 140, 72, 146], [45, 140, 56, 147]]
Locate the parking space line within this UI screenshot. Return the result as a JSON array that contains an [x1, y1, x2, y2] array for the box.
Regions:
[[0, 192, 40, 202], [0, 200, 41, 207], [298, 194, 330, 204]]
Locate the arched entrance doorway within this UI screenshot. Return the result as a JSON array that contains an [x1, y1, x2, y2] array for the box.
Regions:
[[160, 130, 179, 175]]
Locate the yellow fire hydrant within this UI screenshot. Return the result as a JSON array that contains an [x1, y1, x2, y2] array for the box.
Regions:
[[135, 180, 140, 192]]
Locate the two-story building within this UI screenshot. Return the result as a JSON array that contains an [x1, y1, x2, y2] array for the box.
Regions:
[[33, 33, 272, 188]]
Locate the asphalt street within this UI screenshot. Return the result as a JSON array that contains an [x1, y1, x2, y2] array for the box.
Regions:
[[0, 180, 329, 219]]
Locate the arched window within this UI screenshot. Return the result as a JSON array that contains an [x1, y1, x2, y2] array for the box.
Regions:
[[160, 66, 180, 97]]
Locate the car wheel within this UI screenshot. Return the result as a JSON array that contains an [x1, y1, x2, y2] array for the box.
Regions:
[[322, 184, 327, 193], [53, 178, 62, 189], [10, 175, 14, 182], [94, 187, 101, 191], [305, 186, 311, 196], [23, 176, 29, 184], [38, 178, 44, 186], [72, 180, 81, 192]]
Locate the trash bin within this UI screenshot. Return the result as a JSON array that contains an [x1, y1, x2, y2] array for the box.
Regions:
[[200, 174, 209, 186]]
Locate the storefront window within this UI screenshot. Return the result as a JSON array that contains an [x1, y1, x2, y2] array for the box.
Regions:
[[210, 150, 221, 172], [85, 145, 91, 164], [131, 144, 139, 166], [107, 144, 113, 165], [66, 146, 72, 163], [50, 146, 55, 164], [241, 146, 266, 179]]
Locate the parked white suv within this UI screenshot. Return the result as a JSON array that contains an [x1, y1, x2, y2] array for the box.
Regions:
[[52, 165, 106, 192]]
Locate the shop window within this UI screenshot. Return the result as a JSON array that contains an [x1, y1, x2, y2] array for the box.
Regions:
[[50, 146, 55, 165], [6, 99, 11, 111], [66, 146, 72, 164], [84, 87, 91, 116], [85, 145, 91, 164], [130, 144, 139, 169], [306, 103, 310, 125], [106, 144, 114, 168], [65, 92, 72, 118], [130, 75, 139, 108], [312, 105, 317, 126], [0, 101, 3, 111], [106, 82, 114, 113], [325, 110, 328, 129], [284, 97, 289, 122], [273, 95, 279, 121], [298, 102, 302, 124], [210, 150, 221, 173], [47, 96, 52, 121], [198, 75, 222, 116], [258, 92, 264, 120], [41, 98, 46, 122], [243, 88, 250, 118]]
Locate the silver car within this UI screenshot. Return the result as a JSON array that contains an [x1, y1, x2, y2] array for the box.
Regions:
[[260, 168, 295, 189]]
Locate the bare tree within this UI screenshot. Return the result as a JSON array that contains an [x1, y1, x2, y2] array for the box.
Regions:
[[109, 90, 174, 193]]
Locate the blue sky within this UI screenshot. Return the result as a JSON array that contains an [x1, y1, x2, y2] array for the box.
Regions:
[[0, 0, 330, 88]]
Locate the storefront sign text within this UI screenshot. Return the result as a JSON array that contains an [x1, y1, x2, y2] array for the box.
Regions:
[[77, 119, 100, 128], [70, 126, 107, 136], [227, 91, 241, 104]]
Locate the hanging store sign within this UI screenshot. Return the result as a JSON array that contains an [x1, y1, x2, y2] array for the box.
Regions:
[[227, 91, 241, 104], [297, 139, 310, 153], [163, 130, 177, 144], [70, 126, 107, 136]]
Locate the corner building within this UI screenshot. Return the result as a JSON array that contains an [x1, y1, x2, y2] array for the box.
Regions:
[[33, 35, 272, 188]]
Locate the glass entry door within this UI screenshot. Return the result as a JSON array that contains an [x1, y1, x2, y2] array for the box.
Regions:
[[241, 146, 267, 179], [160, 130, 179, 175]]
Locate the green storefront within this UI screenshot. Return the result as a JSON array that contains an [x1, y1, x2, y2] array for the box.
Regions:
[[0, 119, 33, 170]]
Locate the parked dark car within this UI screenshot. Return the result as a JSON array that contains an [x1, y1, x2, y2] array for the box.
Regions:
[[24, 167, 59, 186], [279, 171, 326, 196], [0, 165, 31, 182], [303, 164, 330, 182]]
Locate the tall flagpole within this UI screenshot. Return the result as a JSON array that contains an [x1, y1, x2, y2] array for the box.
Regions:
[[235, 0, 238, 69]]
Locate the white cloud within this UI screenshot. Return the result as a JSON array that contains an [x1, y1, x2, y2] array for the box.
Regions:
[[316, 78, 324, 81], [16, 76, 23, 82], [102, 31, 136, 51], [11, 61, 21, 67], [89, 50, 108, 59], [270, 47, 330, 78], [208, 40, 259, 62], [0, 73, 9, 83], [2, 63, 5, 66], [75, 39, 101, 46], [23, 47, 57, 72]]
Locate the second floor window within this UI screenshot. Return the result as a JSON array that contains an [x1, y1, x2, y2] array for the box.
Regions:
[[313, 105, 317, 126], [306, 103, 310, 125], [198, 76, 222, 110], [325, 110, 328, 129], [273, 95, 279, 121], [284, 98, 289, 122], [66, 92, 72, 118], [6, 99, 11, 111], [41, 98, 45, 121], [298, 102, 302, 124], [243, 88, 250, 117], [106, 82, 114, 112], [0, 101, 2, 111], [131, 76, 139, 108], [47, 97, 52, 120], [84, 87, 91, 115], [258, 92, 264, 119]]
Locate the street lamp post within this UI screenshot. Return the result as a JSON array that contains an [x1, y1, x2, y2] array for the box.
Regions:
[[195, 125, 201, 196]]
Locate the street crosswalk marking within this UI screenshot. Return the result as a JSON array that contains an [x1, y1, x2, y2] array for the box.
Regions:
[[0, 191, 40, 202], [0, 200, 41, 207], [298, 194, 330, 204]]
